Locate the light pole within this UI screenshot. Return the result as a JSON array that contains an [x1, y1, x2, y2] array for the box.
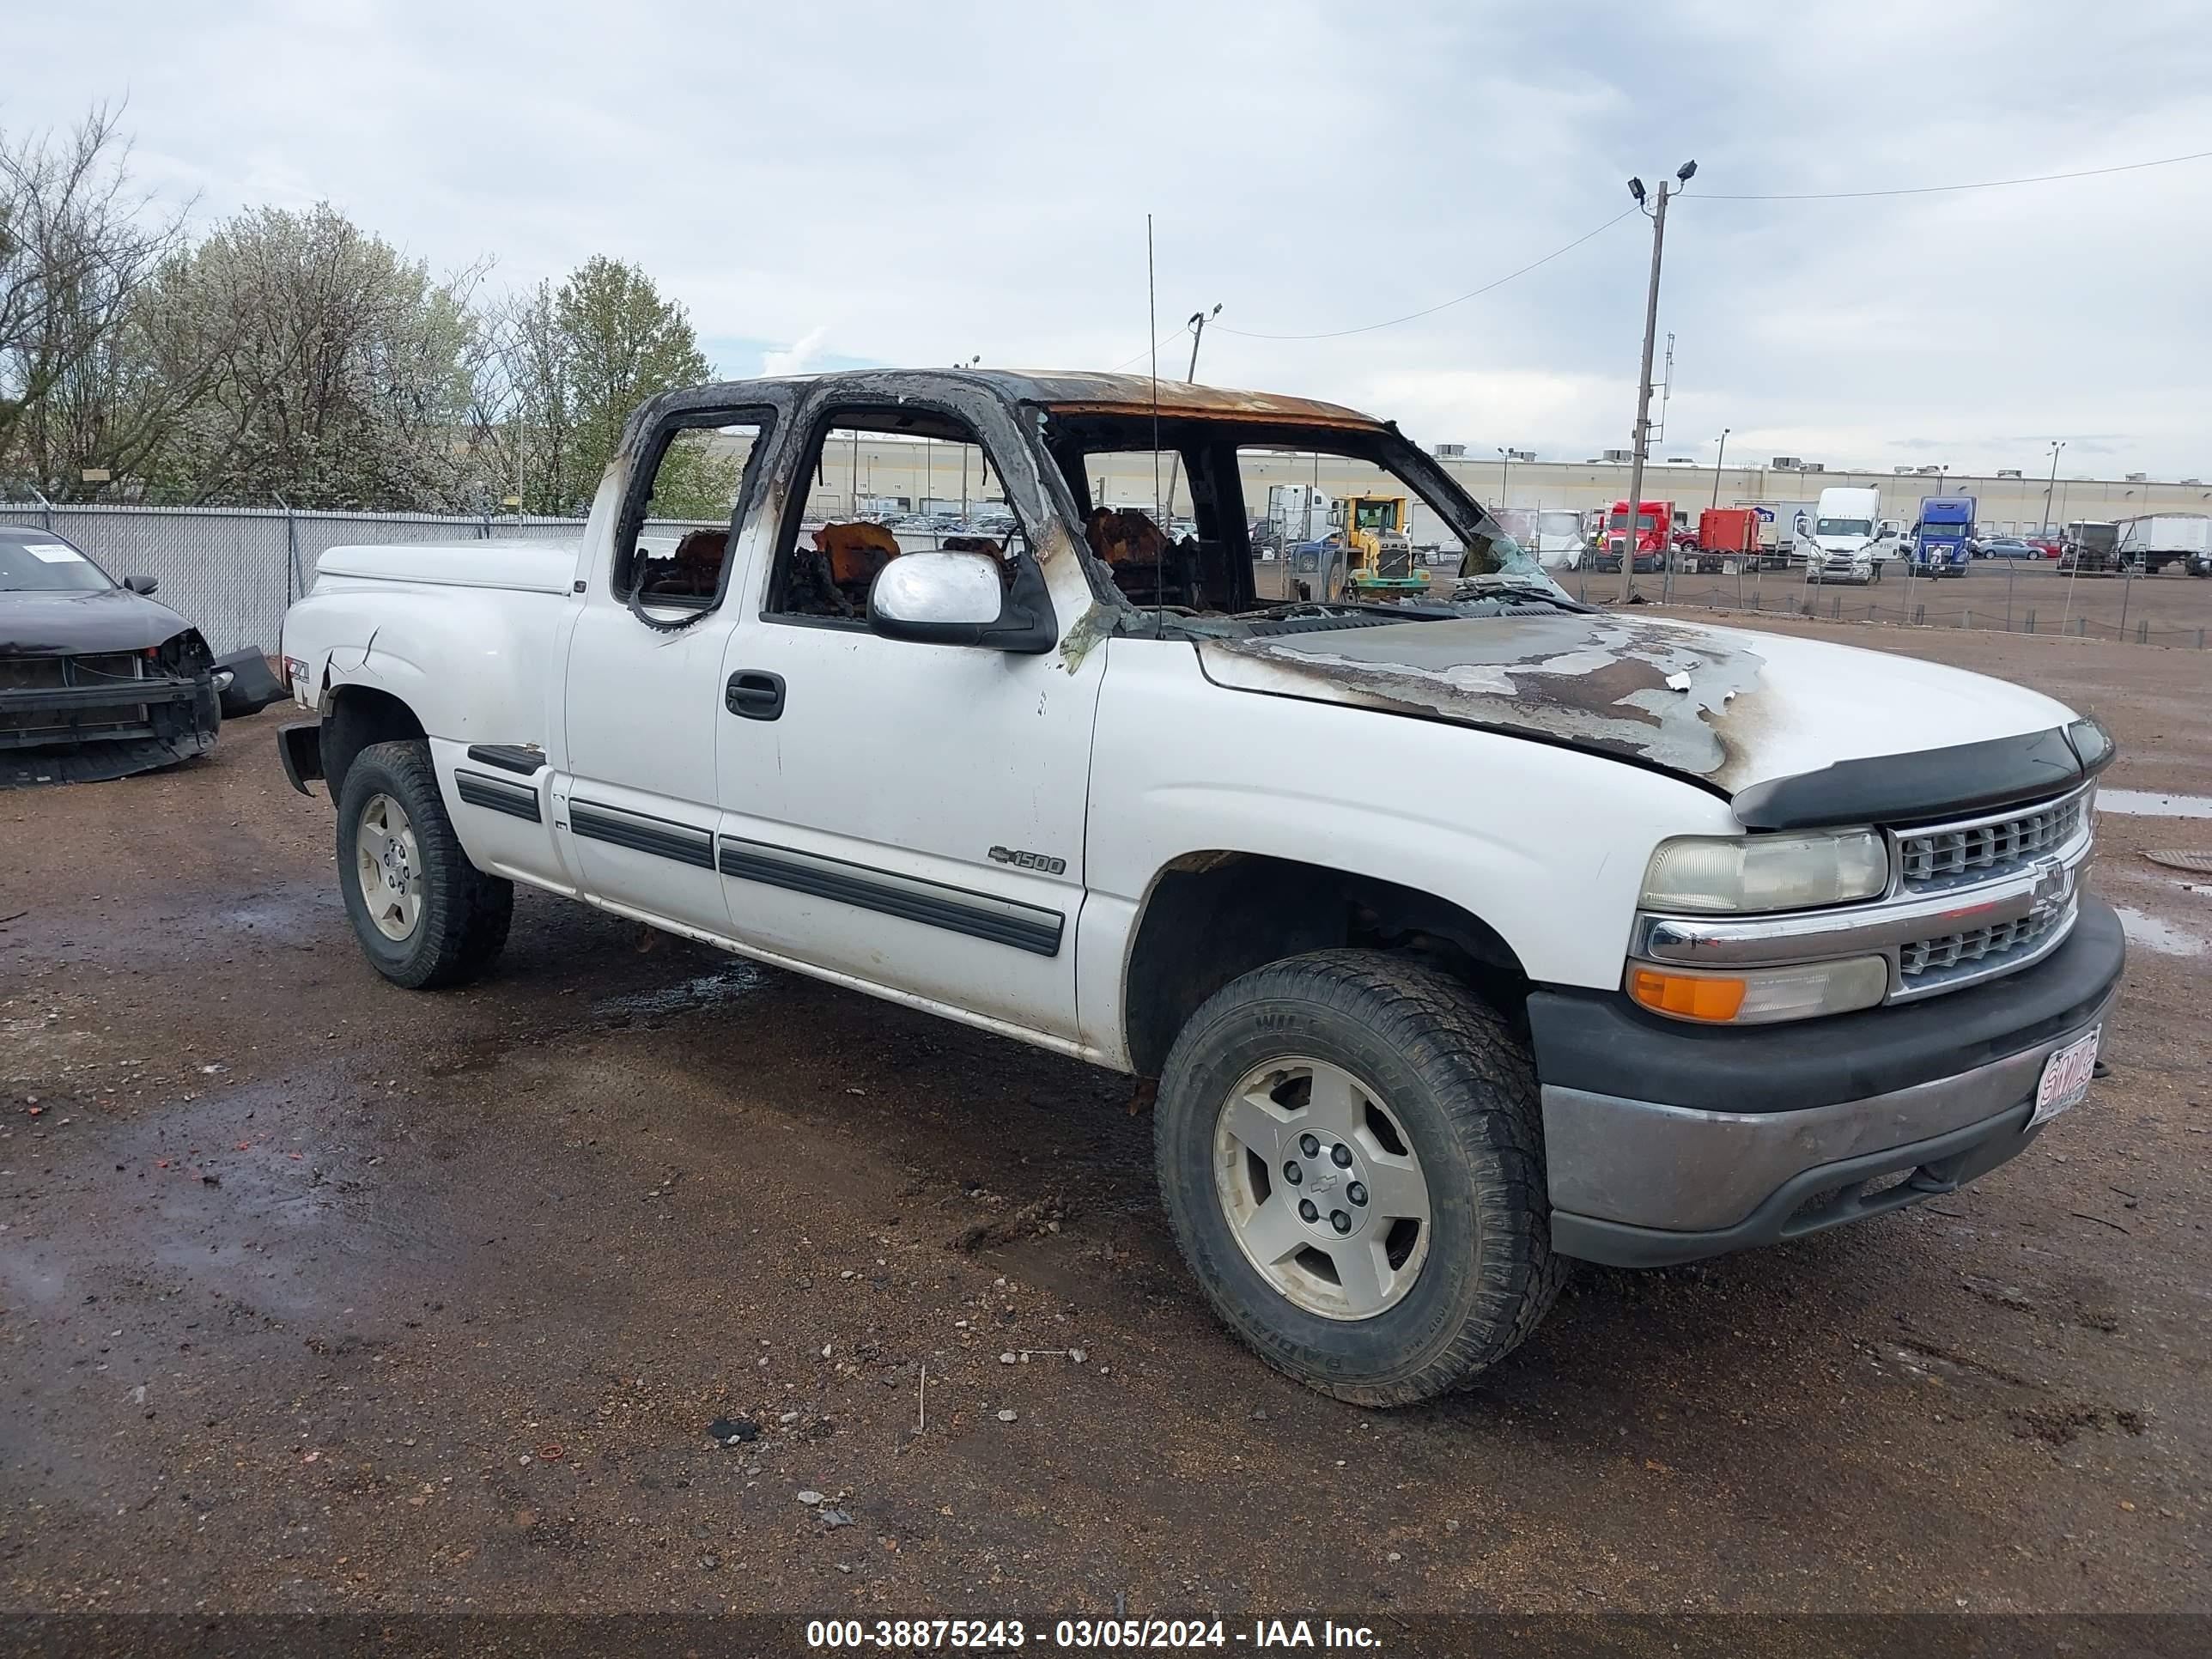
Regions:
[[1624, 160, 1696, 603], [2042, 440, 2065, 536], [1710, 428, 1729, 510], [1496, 447, 1533, 509]]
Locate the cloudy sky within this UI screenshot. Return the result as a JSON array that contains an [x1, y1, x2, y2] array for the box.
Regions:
[[16, 1, 2212, 477]]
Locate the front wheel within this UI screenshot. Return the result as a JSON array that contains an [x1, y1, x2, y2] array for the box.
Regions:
[[1154, 951, 1566, 1406], [337, 739, 514, 989]]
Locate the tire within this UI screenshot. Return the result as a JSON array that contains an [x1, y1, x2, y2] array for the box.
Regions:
[[1153, 950, 1566, 1406], [336, 738, 513, 989]]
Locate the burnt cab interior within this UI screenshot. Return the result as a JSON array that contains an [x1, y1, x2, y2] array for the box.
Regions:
[[1042, 414, 1269, 615]]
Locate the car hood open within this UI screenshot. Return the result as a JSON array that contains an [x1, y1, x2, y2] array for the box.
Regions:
[[0, 585, 197, 656], [1198, 611, 2084, 811]]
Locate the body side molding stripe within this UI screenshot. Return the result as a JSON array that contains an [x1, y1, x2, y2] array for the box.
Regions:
[[570, 801, 715, 869], [454, 770, 543, 823], [717, 836, 1064, 957]]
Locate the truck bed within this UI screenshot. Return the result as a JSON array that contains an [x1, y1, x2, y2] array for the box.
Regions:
[[316, 541, 580, 594]]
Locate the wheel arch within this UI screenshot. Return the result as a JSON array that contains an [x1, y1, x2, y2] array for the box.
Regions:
[[319, 683, 428, 804], [1121, 851, 1531, 1080]]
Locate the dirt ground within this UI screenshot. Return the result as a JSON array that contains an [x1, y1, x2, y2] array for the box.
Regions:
[[1, 620, 2208, 1634]]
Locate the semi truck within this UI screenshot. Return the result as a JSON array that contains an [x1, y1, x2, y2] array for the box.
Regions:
[[1802, 486, 1908, 585], [1493, 507, 1588, 570], [1912, 495, 1976, 577], [1595, 498, 1672, 573]]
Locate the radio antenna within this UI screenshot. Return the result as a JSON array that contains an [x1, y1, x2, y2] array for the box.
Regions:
[[1147, 212, 1164, 633]]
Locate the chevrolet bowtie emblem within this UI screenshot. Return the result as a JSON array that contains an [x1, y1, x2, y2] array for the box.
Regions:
[[2028, 859, 2074, 924]]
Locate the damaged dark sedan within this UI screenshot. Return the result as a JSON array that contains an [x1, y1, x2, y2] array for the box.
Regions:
[[0, 525, 231, 787]]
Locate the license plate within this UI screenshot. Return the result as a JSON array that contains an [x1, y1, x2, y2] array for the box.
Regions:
[[2031, 1028, 2100, 1127]]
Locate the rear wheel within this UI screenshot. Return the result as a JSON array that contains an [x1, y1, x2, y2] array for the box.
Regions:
[[1154, 950, 1565, 1406], [337, 738, 513, 989]]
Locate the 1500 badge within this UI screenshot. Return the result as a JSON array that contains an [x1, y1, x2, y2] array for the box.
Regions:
[[988, 845, 1066, 875]]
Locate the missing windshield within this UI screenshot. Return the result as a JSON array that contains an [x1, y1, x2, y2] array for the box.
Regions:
[[1035, 410, 1563, 636]]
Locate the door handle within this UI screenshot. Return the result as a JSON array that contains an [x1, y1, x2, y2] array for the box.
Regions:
[[725, 670, 785, 720]]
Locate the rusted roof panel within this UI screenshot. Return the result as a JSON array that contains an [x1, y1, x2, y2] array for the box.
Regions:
[[989, 370, 1382, 428], [650, 368, 1382, 431]]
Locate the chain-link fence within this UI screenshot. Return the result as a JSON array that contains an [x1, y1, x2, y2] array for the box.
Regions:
[[9, 500, 2209, 657], [1561, 557, 2212, 649], [1626, 579, 2212, 648], [0, 503, 617, 654]]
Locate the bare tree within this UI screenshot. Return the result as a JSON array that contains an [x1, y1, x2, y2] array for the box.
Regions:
[[0, 104, 193, 493], [467, 280, 576, 514]]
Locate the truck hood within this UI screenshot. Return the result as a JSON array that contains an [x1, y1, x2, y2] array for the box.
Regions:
[[1197, 611, 2080, 802]]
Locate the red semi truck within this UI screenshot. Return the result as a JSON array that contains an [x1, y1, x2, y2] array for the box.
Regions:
[[1596, 499, 1673, 573]]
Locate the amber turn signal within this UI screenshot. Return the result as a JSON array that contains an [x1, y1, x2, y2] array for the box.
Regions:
[[1629, 967, 1747, 1022]]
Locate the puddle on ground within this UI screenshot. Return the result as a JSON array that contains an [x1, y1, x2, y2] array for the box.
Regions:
[[2099, 789, 2212, 820], [2112, 906, 2209, 957], [594, 963, 768, 1018]]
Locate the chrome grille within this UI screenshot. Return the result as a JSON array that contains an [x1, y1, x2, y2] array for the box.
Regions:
[[1896, 791, 2087, 892], [1898, 902, 2071, 988]]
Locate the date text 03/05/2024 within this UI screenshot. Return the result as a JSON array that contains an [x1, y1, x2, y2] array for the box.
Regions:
[[804, 1618, 1382, 1650]]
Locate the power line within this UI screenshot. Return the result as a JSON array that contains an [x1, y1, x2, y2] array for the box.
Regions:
[[1108, 326, 1192, 374], [1694, 146, 2212, 201], [1213, 207, 1641, 342], [1100, 143, 2210, 366]]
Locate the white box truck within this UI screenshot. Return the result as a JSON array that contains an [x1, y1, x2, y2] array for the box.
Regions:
[[2113, 514, 2212, 574]]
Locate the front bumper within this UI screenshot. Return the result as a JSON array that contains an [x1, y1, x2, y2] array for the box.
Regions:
[[0, 672, 220, 787], [1530, 895, 2125, 1267]]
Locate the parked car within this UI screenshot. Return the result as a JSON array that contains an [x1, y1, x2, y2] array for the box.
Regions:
[[1980, 538, 2041, 560], [276, 368, 2125, 1407], [1, 524, 281, 787]]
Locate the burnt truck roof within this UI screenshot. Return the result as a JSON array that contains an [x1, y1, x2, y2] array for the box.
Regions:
[[664, 368, 1385, 432]]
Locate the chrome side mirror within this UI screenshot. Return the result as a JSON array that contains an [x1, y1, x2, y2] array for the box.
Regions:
[[866, 550, 1055, 653]]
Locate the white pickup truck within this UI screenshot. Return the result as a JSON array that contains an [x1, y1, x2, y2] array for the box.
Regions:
[[277, 370, 2124, 1406]]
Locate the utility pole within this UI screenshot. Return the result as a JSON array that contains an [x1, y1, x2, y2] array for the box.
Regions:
[[1498, 447, 1514, 510], [1710, 428, 1729, 510], [1623, 161, 1695, 604], [2043, 440, 2065, 536], [1160, 305, 1220, 521]]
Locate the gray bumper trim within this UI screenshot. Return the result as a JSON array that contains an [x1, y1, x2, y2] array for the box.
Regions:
[[1551, 1099, 2046, 1268], [1541, 987, 2115, 1235]]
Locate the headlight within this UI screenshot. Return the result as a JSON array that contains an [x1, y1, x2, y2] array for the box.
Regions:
[[1642, 830, 1887, 914], [1627, 956, 1891, 1024]]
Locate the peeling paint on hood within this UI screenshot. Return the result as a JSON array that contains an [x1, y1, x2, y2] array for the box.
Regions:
[[1199, 611, 2079, 798]]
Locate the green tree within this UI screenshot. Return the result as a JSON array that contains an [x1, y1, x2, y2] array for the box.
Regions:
[[554, 255, 730, 516], [475, 256, 730, 516]]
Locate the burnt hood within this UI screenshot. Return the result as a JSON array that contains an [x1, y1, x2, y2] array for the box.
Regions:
[[0, 586, 198, 656], [1197, 611, 2098, 821]]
